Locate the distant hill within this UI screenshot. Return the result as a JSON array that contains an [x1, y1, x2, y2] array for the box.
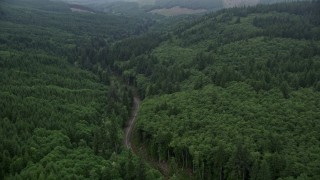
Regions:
[[223, 0, 259, 8], [152, 0, 299, 9], [69, 4, 95, 13], [144, 0, 303, 16], [153, 0, 224, 10], [53, 0, 303, 17]]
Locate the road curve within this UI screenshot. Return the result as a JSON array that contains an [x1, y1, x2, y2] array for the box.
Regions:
[[124, 96, 140, 149], [123, 95, 170, 178]]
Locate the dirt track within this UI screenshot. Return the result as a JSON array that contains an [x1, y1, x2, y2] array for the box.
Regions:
[[123, 96, 171, 178], [124, 96, 140, 149]]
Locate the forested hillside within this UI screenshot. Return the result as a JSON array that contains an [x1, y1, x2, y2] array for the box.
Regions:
[[110, 1, 320, 179], [1, 0, 320, 179], [0, 0, 161, 179]]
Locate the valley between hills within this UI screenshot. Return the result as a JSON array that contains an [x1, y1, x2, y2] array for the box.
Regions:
[[0, 0, 319, 179]]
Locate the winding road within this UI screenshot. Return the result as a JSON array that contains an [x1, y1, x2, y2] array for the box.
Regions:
[[124, 96, 140, 149], [123, 95, 172, 178]]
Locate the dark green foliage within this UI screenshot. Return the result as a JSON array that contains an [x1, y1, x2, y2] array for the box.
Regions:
[[0, 0, 160, 179], [136, 83, 320, 179], [108, 1, 320, 179], [232, 143, 252, 180], [1, 0, 153, 40], [112, 33, 165, 61], [257, 160, 272, 180], [126, 151, 136, 180], [113, 2, 320, 99], [136, 158, 146, 180], [2, 0, 320, 179]]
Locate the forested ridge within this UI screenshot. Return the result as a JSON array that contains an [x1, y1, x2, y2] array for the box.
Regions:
[[1, 0, 320, 179], [110, 1, 320, 179], [0, 0, 161, 179]]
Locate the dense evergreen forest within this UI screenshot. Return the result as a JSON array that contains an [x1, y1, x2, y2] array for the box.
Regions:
[[1, 0, 320, 179], [0, 0, 161, 179], [110, 1, 320, 179]]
